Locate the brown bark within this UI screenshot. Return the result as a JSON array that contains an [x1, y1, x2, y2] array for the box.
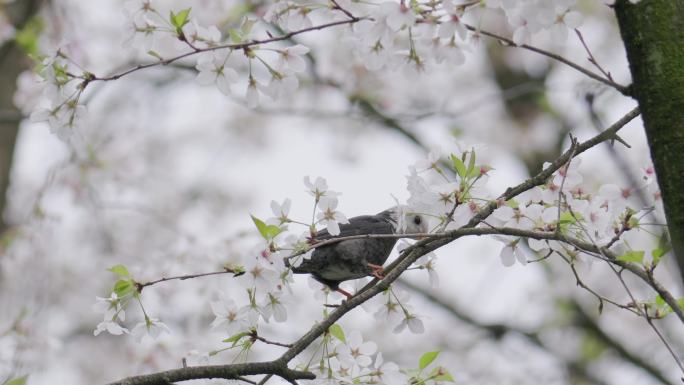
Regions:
[[614, 0, 684, 283], [0, 0, 44, 234]]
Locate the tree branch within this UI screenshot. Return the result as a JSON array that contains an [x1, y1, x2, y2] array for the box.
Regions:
[[107, 107, 659, 385], [107, 361, 314, 385], [463, 23, 630, 95]]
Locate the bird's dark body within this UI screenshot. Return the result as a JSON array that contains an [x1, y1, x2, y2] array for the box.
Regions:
[[291, 213, 397, 289]]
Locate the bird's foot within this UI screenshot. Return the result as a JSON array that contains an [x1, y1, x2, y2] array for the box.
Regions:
[[367, 263, 385, 279], [336, 287, 354, 300]]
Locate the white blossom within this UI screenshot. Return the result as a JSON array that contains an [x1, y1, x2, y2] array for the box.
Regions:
[[393, 312, 424, 334], [210, 295, 252, 333], [259, 291, 288, 322], [195, 50, 239, 95], [94, 320, 129, 336], [495, 236, 527, 266], [338, 330, 377, 368], [316, 196, 349, 236], [131, 317, 170, 342], [276, 44, 310, 73]]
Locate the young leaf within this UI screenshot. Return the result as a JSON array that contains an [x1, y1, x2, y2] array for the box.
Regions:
[[223, 332, 249, 346], [108, 264, 130, 277], [651, 234, 671, 266], [466, 150, 476, 177], [170, 8, 192, 31], [251, 215, 283, 241], [113, 279, 135, 297], [419, 350, 440, 370], [228, 28, 243, 43], [4, 376, 28, 385], [617, 250, 644, 264], [430, 367, 455, 382], [450, 154, 466, 178], [328, 324, 346, 343]]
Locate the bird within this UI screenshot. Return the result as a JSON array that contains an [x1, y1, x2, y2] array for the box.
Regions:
[[288, 206, 429, 299]]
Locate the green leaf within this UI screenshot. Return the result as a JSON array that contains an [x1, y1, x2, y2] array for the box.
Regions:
[[655, 295, 666, 307], [419, 350, 440, 370], [4, 376, 28, 385], [228, 28, 243, 43], [329, 324, 345, 343], [466, 150, 476, 178], [651, 234, 671, 266], [223, 331, 249, 346], [108, 264, 130, 277], [430, 367, 455, 382], [617, 250, 644, 264], [15, 17, 43, 57], [169, 8, 192, 31], [113, 279, 135, 297], [147, 50, 163, 60], [240, 17, 256, 36], [450, 154, 466, 178], [558, 212, 580, 233], [251, 215, 283, 241]]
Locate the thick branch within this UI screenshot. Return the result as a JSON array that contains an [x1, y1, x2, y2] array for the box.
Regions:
[[107, 361, 314, 385], [107, 107, 659, 385]]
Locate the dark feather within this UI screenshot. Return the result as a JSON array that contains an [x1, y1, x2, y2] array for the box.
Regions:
[[291, 212, 398, 289]]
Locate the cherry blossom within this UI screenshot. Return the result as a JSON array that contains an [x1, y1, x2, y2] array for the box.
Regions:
[[131, 317, 171, 342], [304, 176, 339, 201], [338, 330, 377, 367], [276, 44, 310, 73], [393, 311, 425, 334], [210, 295, 252, 334], [195, 50, 239, 95], [259, 291, 288, 322], [269, 198, 292, 225], [371, 353, 407, 385], [94, 320, 129, 336], [316, 196, 350, 236], [241, 259, 280, 292], [494, 236, 527, 266], [439, 0, 467, 40]]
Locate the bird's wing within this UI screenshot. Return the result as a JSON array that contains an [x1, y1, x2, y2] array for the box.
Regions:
[[313, 215, 394, 241]]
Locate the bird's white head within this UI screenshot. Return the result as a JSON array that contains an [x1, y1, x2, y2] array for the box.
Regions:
[[381, 205, 429, 235]]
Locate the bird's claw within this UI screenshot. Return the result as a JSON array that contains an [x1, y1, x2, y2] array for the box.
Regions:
[[367, 263, 385, 279]]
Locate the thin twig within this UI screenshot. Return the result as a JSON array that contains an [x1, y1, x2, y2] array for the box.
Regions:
[[257, 374, 274, 385], [574, 29, 614, 82], [463, 23, 630, 95], [251, 330, 294, 348], [136, 268, 244, 291], [91, 18, 363, 83], [329, 0, 356, 20]]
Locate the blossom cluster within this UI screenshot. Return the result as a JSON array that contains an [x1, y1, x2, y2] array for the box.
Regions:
[[307, 328, 452, 385], [30, 0, 594, 143], [406, 147, 663, 267]]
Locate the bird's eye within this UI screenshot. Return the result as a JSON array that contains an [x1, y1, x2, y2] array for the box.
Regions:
[[413, 215, 422, 225]]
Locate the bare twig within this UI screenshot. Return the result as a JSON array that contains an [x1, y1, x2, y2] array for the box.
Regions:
[[135, 268, 244, 291], [91, 18, 363, 84], [574, 29, 614, 82], [250, 330, 294, 348], [464, 23, 630, 95]]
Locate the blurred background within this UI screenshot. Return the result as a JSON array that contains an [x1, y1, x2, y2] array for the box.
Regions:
[[0, 0, 682, 384]]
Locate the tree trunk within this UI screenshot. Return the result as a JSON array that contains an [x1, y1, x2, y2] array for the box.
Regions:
[[0, 0, 43, 234], [614, 0, 684, 283]]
